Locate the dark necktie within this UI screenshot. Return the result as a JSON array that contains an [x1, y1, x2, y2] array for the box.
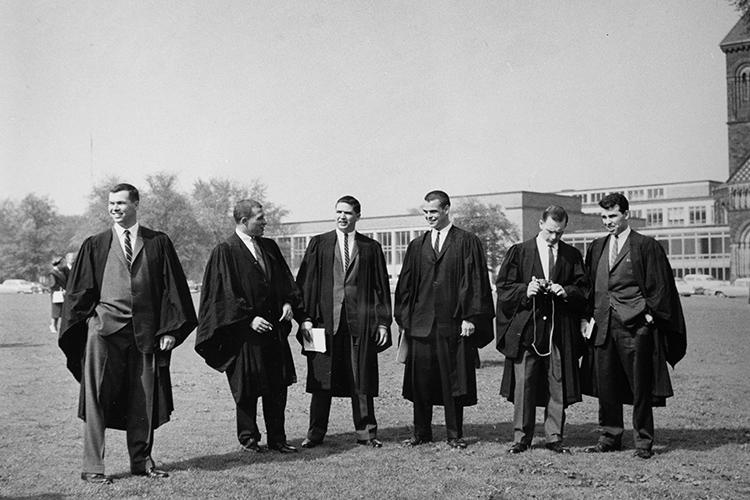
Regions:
[[124, 229, 132, 271], [251, 237, 267, 274], [344, 232, 350, 270], [548, 244, 555, 279], [609, 235, 618, 270], [433, 231, 440, 255]]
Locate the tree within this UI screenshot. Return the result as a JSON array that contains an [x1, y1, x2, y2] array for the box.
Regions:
[[731, 0, 750, 16], [0, 194, 62, 281], [450, 198, 519, 274]]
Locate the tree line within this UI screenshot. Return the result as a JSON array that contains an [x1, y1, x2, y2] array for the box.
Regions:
[[0, 172, 518, 283]]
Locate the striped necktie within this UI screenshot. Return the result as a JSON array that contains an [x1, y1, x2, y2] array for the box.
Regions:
[[433, 231, 440, 255], [609, 235, 618, 269], [124, 229, 133, 270], [344, 232, 350, 270], [251, 237, 267, 274]]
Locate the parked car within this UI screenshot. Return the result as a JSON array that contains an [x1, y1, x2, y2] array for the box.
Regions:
[[674, 277, 695, 297], [711, 278, 750, 298], [683, 274, 728, 295], [0, 279, 42, 294]]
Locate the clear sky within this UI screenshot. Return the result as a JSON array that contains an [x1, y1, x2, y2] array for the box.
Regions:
[[0, 0, 743, 222]]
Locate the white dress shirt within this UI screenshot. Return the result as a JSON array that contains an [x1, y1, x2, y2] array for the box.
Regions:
[[431, 223, 453, 253], [236, 228, 262, 260], [535, 234, 557, 280], [336, 229, 357, 271], [113, 222, 139, 258], [611, 226, 632, 255]]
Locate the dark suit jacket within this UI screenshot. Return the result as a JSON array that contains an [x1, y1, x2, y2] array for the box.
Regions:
[[59, 225, 197, 429], [195, 233, 303, 377], [394, 226, 494, 347], [295, 231, 392, 395], [495, 237, 589, 406]]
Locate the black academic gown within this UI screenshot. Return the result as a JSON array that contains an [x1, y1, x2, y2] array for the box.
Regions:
[[495, 238, 589, 407], [395, 226, 495, 406], [59, 227, 197, 430], [580, 230, 687, 406], [195, 233, 303, 403], [295, 231, 392, 396]]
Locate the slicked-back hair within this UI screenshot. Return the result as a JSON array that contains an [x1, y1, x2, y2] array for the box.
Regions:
[[599, 192, 629, 213], [424, 190, 451, 208], [233, 199, 263, 223], [336, 195, 361, 215], [110, 183, 139, 203], [541, 205, 569, 225]]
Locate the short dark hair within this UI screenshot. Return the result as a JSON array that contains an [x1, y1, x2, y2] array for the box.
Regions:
[[233, 199, 263, 223], [110, 183, 139, 202], [336, 195, 361, 215], [599, 192, 629, 213], [541, 205, 568, 224], [424, 190, 450, 208]]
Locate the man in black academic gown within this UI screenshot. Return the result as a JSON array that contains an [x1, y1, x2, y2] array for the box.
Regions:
[[59, 183, 197, 484], [195, 199, 303, 454], [581, 192, 686, 459], [395, 190, 495, 449], [295, 195, 392, 449], [495, 205, 589, 455]]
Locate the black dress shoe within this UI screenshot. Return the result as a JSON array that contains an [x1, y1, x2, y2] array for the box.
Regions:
[[268, 442, 299, 453], [583, 442, 621, 453], [507, 442, 529, 454], [402, 437, 431, 447], [545, 442, 572, 454], [133, 467, 169, 478], [633, 448, 654, 459], [80, 472, 112, 484], [301, 438, 322, 449], [240, 438, 268, 453], [447, 438, 467, 449], [357, 438, 383, 448]]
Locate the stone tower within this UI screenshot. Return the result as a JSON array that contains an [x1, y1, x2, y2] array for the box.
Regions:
[[717, 15, 750, 279]]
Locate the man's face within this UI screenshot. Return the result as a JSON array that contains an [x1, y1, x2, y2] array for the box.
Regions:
[[600, 205, 629, 236], [422, 199, 450, 230], [335, 202, 360, 233], [538, 217, 567, 246], [108, 190, 138, 228], [242, 208, 267, 237]]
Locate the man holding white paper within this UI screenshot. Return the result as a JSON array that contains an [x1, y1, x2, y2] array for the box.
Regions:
[[296, 195, 392, 448]]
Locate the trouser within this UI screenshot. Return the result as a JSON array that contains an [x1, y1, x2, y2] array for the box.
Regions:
[[307, 392, 377, 442], [82, 323, 156, 474], [596, 312, 655, 451], [512, 343, 564, 445], [235, 387, 288, 447], [410, 336, 464, 441]]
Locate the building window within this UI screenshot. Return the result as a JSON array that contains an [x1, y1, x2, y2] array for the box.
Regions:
[[667, 207, 685, 226], [688, 206, 707, 225], [670, 239, 683, 256], [292, 236, 307, 269], [376, 232, 393, 266], [647, 187, 664, 200], [646, 209, 663, 226], [394, 231, 411, 265], [277, 237, 292, 264]]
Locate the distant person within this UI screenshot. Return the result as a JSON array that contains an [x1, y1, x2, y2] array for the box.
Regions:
[[495, 205, 589, 454], [394, 190, 494, 449], [581, 192, 686, 459], [196, 199, 303, 454], [295, 195, 392, 449], [59, 183, 197, 483], [48, 256, 70, 334]]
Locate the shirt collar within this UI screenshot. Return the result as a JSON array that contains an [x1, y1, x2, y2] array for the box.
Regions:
[[536, 233, 557, 250], [114, 222, 138, 238], [614, 226, 631, 243], [433, 223, 452, 237], [336, 229, 357, 241]]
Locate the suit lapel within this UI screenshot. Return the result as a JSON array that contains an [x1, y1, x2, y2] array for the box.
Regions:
[[610, 236, 630, 272], [132, 227, 145, 265], [110, 227, 129, 269]]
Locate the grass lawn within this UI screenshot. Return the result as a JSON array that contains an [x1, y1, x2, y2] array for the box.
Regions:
[[1, 293, 749, 499]]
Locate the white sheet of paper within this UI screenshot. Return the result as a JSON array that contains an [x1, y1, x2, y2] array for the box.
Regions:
[[582, 318, 595, 339], [303, 328, 326, 353]]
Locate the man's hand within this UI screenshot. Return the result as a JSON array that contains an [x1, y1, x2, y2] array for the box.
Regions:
[[460, 320, 475, 337], [527, 279, 542, 298], [299, 320, 313, 342], [549, 283, 567, 298], [279, 303, 293, 322], [159, 335, 176, 351], [375, 325, 389, 347], [251, 316, 273, 334]]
